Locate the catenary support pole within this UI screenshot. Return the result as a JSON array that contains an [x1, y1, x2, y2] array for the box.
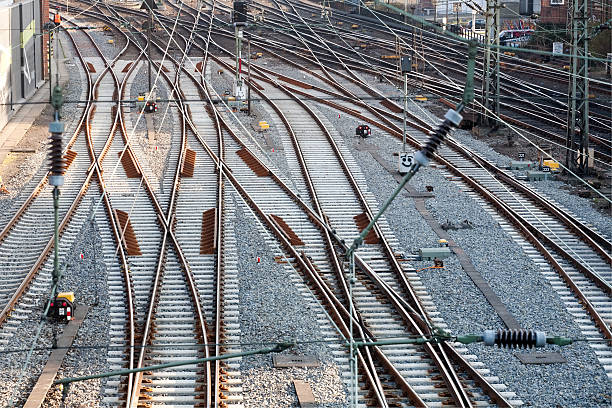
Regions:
[[483, 0, 500, 127], [148, 8, 152, 93], [565, 0, 590, 174], [247, 37, 251, 115], [403, 73, 407, 152]]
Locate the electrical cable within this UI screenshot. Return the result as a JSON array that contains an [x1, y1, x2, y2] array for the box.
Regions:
[[88, 0, 187, 221], [108, 3, 352, 349], [266, 1, 612, 280], [333, 3, 612, 261], [473, 99, 612, 204], [0, 332, 601, 356], [74, 0, 608, 328], [350, 0, 612, 192]]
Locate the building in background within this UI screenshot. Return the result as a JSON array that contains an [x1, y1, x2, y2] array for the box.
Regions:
[[540, 0, 608, 24], [0, 0, 46, 131]]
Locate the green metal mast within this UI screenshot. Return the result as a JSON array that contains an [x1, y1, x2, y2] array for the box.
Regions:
[[483, 0, 500, 127], [565, 0, 590, 174]]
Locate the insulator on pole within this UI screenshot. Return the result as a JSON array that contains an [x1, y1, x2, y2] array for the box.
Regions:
[[414, 109, 462, 166], [49, 120, 65, 186], [483, 329, 547, 349]]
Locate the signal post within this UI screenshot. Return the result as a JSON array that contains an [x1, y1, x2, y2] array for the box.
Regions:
[[233, 1, 248, 100]]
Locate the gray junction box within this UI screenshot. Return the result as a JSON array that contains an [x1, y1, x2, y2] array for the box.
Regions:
[[419, 247, 452, 261]]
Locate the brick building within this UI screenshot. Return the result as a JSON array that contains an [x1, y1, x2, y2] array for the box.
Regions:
[[540, 0, 608, 24]]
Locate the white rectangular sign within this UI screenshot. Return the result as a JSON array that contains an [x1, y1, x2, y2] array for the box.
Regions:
[[398, 152, 414, 174], [552, 42, 563, 55]]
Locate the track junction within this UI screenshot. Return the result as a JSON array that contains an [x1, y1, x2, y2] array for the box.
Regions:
[[0, 0, 609, 406]]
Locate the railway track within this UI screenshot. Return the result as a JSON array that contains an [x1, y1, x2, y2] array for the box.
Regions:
[[0, 0, 608, 405], [236, 0, 612, 165], [191, 0, 612, 387], [137, 10, 518, 400], [238, 55, 612, 376]]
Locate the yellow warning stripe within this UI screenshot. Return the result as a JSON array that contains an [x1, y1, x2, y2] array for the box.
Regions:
[[20, 20, 35, 48]]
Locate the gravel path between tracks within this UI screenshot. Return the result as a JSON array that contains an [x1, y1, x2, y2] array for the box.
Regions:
[[232, 196, 347, 408], [43, 205, 110, 407], [450, 132, 612, 239], [129, 62, 174, 185], [310, 101, 610, 407], [0, 200, 109, 407], [209, 60, 296, 184]]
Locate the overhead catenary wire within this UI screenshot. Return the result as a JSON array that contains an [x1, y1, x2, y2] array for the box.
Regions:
[[323, 0, 612, 85], [267, 0, 612, 289], [312, 2, 606, 141], [88, 0, 187, 222], [108, 1, 354, 348], [4, 94, 612, 106], [347, 0, 612, 197], [76, 0, 612, 312], [61, 2, 611, 198], [149, 0, 612, 216]]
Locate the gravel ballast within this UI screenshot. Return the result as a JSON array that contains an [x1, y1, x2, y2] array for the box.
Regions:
[[233, 194, 347, 407], [0, 196, 109, 407], [206, 59, 610, 405], [309, 99, 609, 407], [43, 203, 110, 407]]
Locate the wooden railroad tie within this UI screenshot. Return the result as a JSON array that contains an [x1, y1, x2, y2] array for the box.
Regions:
[[353, 212, 379, 244], [270, 214, 304, 246], [118, 149, 142, 178], [63, 149, 78, 170], [114, 209, 142, 256], [200, 208, 217, 254], [236, 148, 269, 177], [181, 148, 196, 177]]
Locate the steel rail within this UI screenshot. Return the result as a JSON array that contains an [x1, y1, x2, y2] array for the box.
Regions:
[[0, 16, 131, 326], [190, 10, 479, 400], [218, 0, 612, 302], [145, 15, 420, 402], [69, 1, 608, 404], [204, 0, 605, 388], [264, 75, 612, 327], [145, 14, 389, 402], [96, 7, 216, 405], [251, 0, 611, 152], [249, 61, 475, 407], [221, 37, 612, 279], [56, 5, 216, 405]]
